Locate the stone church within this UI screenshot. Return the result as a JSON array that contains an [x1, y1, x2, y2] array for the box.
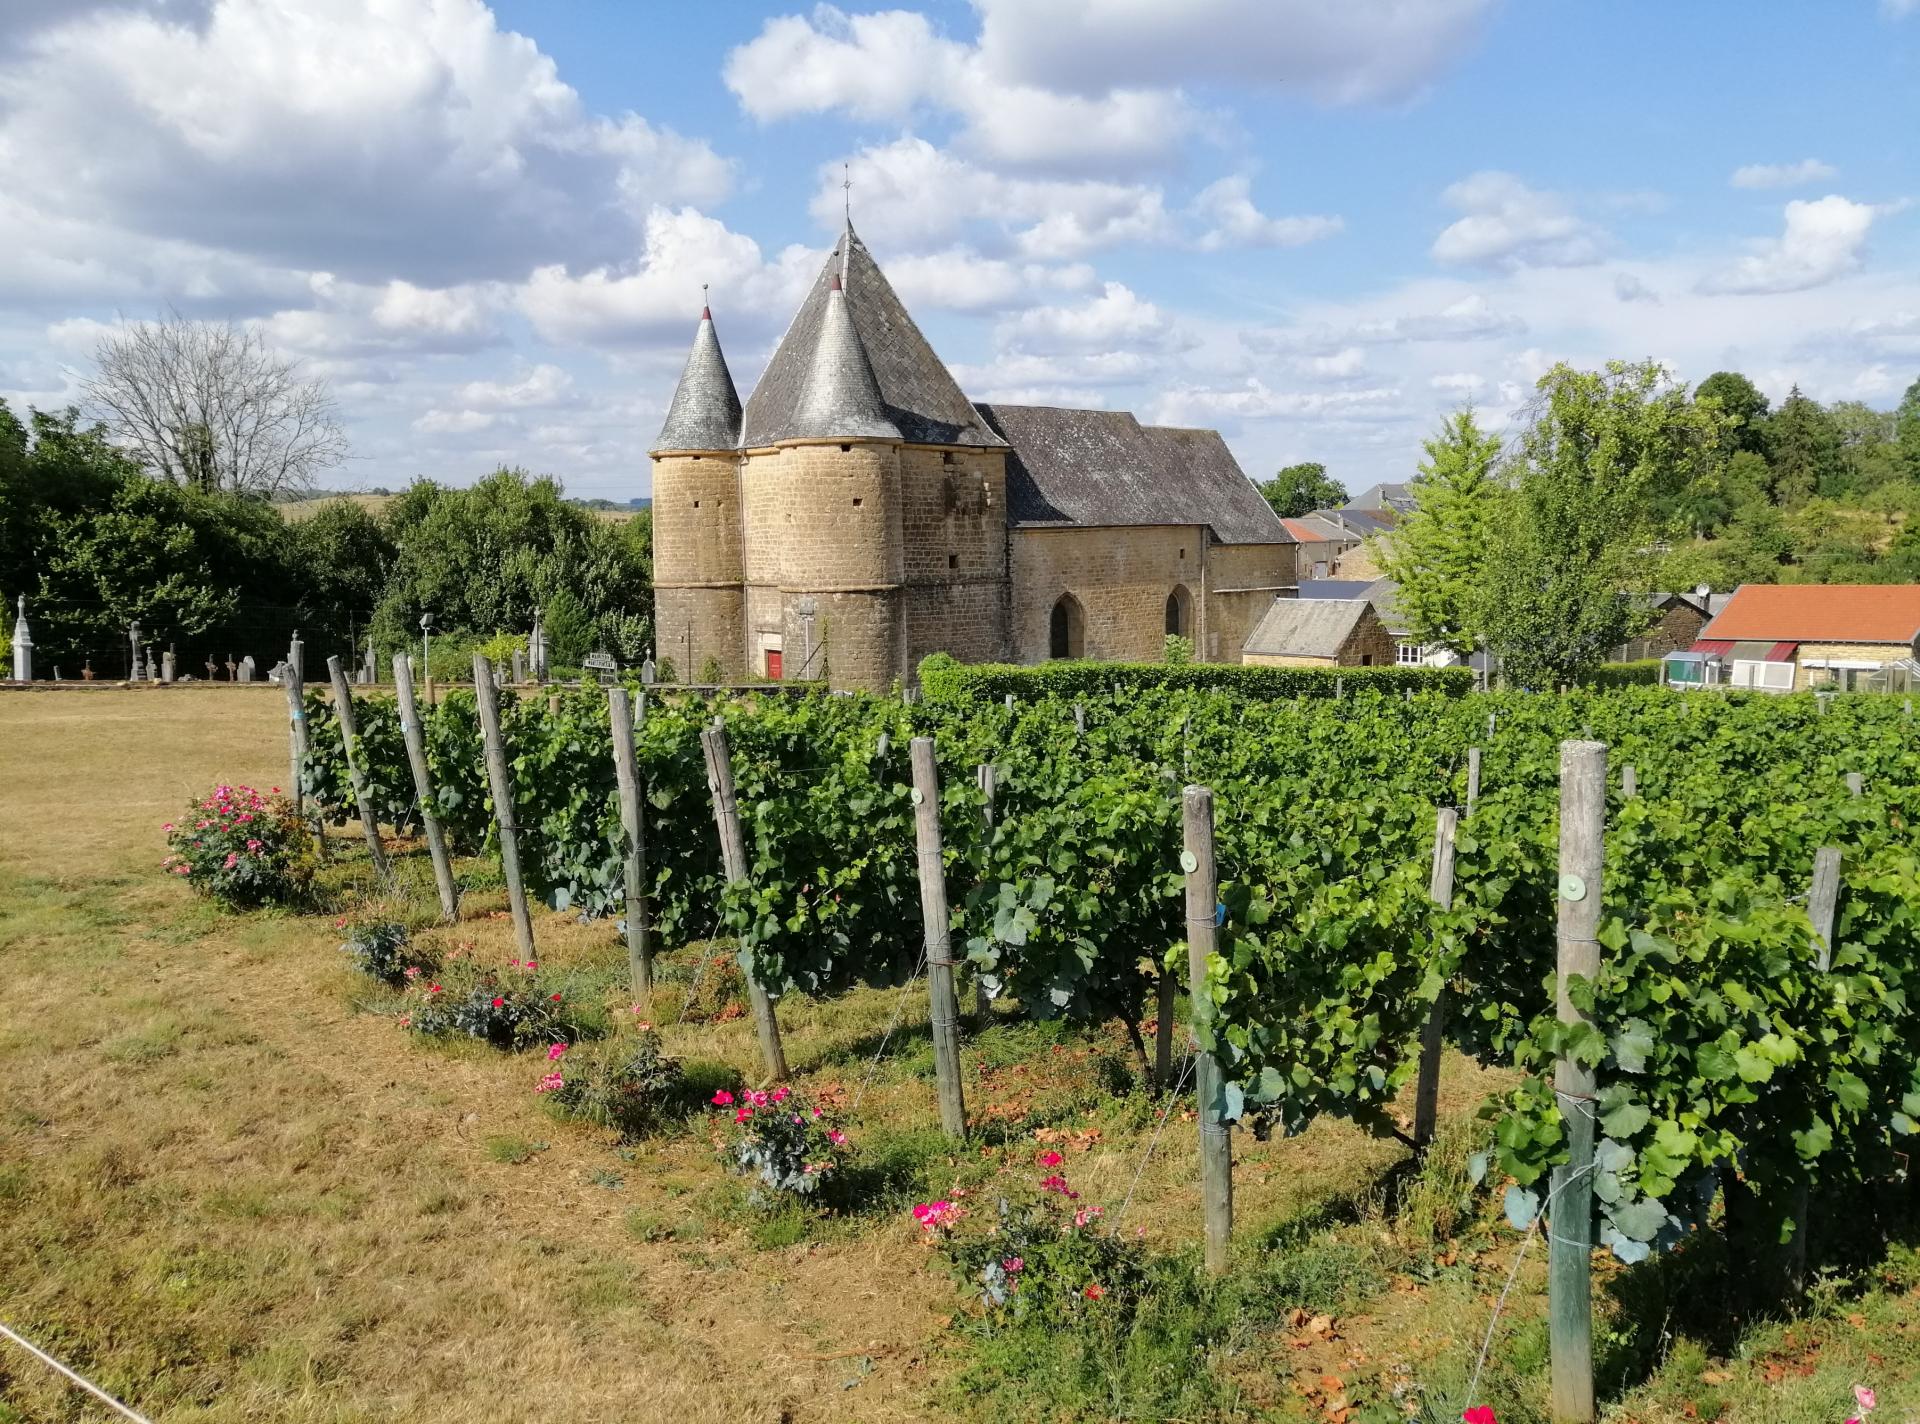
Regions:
[[650, 225, 1297, 691]]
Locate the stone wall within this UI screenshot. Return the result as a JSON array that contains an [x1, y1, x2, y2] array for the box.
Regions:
[[741, 441, 903, 589], [654, 586, 744, 682], [813, 589, 903, 692], [1240, 604, 1397, 668], [1202, 541, 1295, 665], [1616, 603, 1707, 662], [1010, 525, 1204, 663], [651, 453, 743, 587]]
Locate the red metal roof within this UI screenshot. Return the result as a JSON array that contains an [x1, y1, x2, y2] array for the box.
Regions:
[[1699, 584, 1920, 645], [1281, 518, 1333, 542], [1692, 640, 1733, 656]]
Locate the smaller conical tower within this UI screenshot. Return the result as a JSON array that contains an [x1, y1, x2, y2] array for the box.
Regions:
[[650, 304, 746, 683], [790, 275, 897, 441]]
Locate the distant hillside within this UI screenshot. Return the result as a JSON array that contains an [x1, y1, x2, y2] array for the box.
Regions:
[[278, 493, 648, 524]]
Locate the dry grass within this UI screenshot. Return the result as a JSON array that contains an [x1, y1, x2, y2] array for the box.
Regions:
[[3, 691, 1917, 1423]]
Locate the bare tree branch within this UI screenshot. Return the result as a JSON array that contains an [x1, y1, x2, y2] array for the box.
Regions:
[[81, 310, 348, 499]]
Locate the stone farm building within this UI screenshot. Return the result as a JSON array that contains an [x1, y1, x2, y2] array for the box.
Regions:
[[649, 226, 1296, 691]]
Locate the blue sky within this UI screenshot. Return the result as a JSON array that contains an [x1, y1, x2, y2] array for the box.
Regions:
[[1, 0, 1916, 500]]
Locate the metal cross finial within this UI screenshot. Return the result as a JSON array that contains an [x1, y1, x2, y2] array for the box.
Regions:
[[843, 162, 851, 225]]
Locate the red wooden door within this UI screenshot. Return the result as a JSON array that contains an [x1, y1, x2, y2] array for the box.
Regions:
[[766, 650, 783, 680]]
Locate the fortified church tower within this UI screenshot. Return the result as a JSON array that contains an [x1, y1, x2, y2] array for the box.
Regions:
[[650, 224, 1010, 690]]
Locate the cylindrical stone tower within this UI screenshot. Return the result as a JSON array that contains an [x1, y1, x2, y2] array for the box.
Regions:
[[650, 307, 745, 683]]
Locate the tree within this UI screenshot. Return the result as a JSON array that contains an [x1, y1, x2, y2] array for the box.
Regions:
[[82, 312, 347, 498], [1480, 361, 1725, 688], [1764, 386, 1843, 506], [1380, 409, 1504, 655], [1898, 376, 1920, 479], [1257, 461, 1347, 518], [288, 500, 397, 655], [1694, 371, 1770, 456]]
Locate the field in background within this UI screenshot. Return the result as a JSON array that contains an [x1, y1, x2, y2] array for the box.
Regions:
[[277, 493, 642, 523], [3, 690, 1918, 1423]]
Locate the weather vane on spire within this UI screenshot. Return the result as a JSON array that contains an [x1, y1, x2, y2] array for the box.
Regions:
[[843, 162, 852, 226]]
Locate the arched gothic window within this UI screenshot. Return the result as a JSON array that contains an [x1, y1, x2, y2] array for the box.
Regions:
[[1165, 585, 1192, 638], [1049, 593, 1085, 660]]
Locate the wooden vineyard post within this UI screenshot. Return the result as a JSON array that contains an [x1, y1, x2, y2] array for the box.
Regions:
[[1846, 772, 1864, 798], [1182, 785, 1232, 1275], [283, 653, 307, 818], [1412, 807, 1458, 1149], [910, 739, 969, 1140], [327, 656, 392, 883], [609, 687, 653, 1002], [1809, 847, 1842, 974], [1334, 676, 1344, 700], [473, 655, 537, 963], [1487, 710, 1497, 739], [1621, 763, 1637, 799], [975, 763, 997, 1024], [701, 723, 788, 1081], [1074, 702, 1086, 735], [1549, 740, 1606, 1424], [393, 653, 459, 922], [1466, 746, 1482, 815]]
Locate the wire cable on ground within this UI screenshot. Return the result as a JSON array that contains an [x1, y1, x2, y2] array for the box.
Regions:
[[0, 1323, 155, 1424]]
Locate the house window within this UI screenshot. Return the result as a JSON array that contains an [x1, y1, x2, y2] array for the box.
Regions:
[[947, 553, 958, 569], [1049, 593, 1085, 660], [852, 497, 862, 507], [1165, 584, 1192, 638], [1397, 641, 1425, 667]]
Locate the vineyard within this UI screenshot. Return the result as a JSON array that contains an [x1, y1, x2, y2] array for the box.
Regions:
[[300, 673, 1920, 1306]]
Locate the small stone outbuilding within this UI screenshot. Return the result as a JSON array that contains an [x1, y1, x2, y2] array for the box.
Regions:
[[1241, 597, 1398, 668]]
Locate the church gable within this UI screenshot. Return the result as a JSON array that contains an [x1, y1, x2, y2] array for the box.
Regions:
[[740, 228, 1005, 449], [975, 403, 1292, 547]]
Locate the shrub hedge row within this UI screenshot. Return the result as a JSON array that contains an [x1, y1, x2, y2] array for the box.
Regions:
[[916, 652, 1476, 703], [1577, 660, 1663, 689]]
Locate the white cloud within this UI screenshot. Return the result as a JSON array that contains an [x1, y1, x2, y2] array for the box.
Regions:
[[455, 363, 575, 410], [517, 206, 818, 348], [1882, 0, 1918, 16], [972, 0, 1494, 106], [1430, 371, 1485, 395], [413, 408, 497, 435], [1613, 272, 1659, 304], [1431, 172, 1604, 270], [1730, 159, 1838, 190], [1000, 282, 1169, 350], [1191, 176, 1343, 252], [0, 0, 731, 285], [1151, 379, 1404, 427], [1252, 293, 1527, 354], [950, 350, 1158, 391], [884, 249, 1094, 313], [1301, 347, 1367, 380], [1699, 195, 1879, 295]]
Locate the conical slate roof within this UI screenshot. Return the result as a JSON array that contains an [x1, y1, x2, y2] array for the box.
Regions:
[[741, 226, 1006, 448], [650, 307, 742, 453], [789, 275, 898, 441]]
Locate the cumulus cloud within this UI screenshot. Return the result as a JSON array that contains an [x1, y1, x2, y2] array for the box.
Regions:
[[255, 275, 508, 360], [1430, 371, 1485, 395], [1251, 294, 1527, 354], [1730, 159, 1838, 189], [0, 0, 732, 285], [518, 207, 819, 348], [455, 364, 575, 410], [999, 282, 1170, 351], [1191, 177, 1343, 252], [1699, 195, 1879, 295], [1431, 172, 1604, 270], [1150, 378, 1404, 427], [884, 250, 1094, 313], [1613, 273, 1659, 304]]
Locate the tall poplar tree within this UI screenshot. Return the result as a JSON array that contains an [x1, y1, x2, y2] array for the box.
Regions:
[[1381, 408, 1504, 655]]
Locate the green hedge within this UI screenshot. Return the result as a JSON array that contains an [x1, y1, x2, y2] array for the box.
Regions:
[[1577, 660, 1663, 689], [916, 652, 1475, 703]]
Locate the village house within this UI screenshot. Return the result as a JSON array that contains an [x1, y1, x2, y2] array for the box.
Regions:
[[1240, 596, 1398, 669], [1680, 584, 1920, 691], [648, 223, 1297, 691]]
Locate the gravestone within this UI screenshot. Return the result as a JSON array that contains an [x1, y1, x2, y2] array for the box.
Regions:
[[239, 655, 256, 683], [584, 650, 619, 686], [146, 652, 159, 683], [512, 648, 526, 683], [206, 655, 219, 681], [640, 655, 656, 686], [10, 594, 31, 682], [268, 660, 288, 684], [162, 650, 176, 683], [529, 610, 549, 682], [83, 661, 95, 681], [359, 636, 376, 685]]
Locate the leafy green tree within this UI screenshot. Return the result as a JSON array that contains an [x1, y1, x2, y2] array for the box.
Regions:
[[1898, 376, 1920, 479], [288, 500, 396, 656], [1481, 361, 1725, 688], [1765, 386, 1844, 506], [1695, 371, 1770, 456], [1257, 461, 1347, 518], [1380, 409, 1503, 655]]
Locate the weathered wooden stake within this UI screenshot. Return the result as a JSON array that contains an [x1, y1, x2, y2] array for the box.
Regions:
[[1621, 763, 1637, 799], [284, 657, 307, 817], [1487, 710, 1497, 738], [973, 762, 998, 1023], [473, 655, 536, 962], [910, 738, 969, 1140], [1809, 847, 1842, 974], [1182, 784, 1232, 1275], [1466, 746, 1482, 815], [1549, 739, 1606, 1424], [1073, 702, 1086, 734], [1846, 771, 1864, 798], [327, 656, 392, 882], [609, 687, 653, 1002], [701, 724, 788, 1080], [393, 653, 459, 922], [1334, 676, 1344, 699], [1412, 807, 1458, 1149]]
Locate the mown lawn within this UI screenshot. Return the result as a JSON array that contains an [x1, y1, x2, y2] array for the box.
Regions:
[[2, 687, 1917, 1423]]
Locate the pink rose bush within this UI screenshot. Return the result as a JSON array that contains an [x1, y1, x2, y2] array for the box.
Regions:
[[403, 952, 588, 1050], [534, 1026, 688, 1138], [921, 1164, 1146, 1324], [713, 1087, 850, 1203], [163, 785, 312, 908]]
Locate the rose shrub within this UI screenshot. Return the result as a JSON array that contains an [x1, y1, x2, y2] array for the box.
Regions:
[[162, 785, 313, 909], [401, 953, 594, 1049], [711, 1087, 850, 1202], [536, 1026, 687, 1138], [336, 918, 425, 984], [918, 1158, 1147, 1325]]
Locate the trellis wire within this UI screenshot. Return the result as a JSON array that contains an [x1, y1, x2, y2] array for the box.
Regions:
[[0, 1322, 155, 1424]]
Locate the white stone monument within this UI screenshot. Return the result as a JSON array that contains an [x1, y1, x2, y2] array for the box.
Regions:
[[10, 595, 31, 682]]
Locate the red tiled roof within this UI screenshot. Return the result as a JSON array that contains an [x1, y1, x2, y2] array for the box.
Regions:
[[1699, 584, 1920, 645], [1281, 518, 1330, 542]]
